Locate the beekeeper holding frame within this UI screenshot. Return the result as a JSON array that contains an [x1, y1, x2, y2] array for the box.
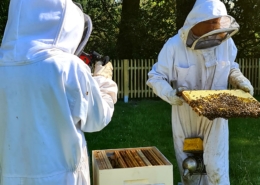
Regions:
[[147, 0, 253, 184]]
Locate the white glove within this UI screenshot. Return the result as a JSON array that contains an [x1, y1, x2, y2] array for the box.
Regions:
[[178, 86, 188, 93], [229, 68, 254, 96], [237, 82, 254, 96], [93, 61, 113, 79], [168, 90, 183, 105]]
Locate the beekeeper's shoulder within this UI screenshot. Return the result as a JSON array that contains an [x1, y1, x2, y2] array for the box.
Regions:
[[162, 34, 183, 51]]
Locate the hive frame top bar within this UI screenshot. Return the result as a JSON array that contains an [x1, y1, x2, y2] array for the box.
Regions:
[[182, 89, 256, 103]]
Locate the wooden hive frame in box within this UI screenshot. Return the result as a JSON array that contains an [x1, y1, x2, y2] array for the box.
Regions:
[[92, 146, 173, 185]]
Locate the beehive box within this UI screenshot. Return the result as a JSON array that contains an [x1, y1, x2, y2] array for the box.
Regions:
[[92, 146, 173, 185], [181, 89, 260, 120]]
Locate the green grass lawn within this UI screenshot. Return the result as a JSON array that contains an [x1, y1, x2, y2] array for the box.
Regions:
[[85, 97, 260, 185]]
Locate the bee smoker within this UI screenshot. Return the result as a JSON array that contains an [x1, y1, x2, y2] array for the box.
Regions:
[[73, 3, 109, 69], [182, 137, 206, 179]]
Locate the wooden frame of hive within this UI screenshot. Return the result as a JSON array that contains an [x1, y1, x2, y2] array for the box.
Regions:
[[181, 89, 260, 120]]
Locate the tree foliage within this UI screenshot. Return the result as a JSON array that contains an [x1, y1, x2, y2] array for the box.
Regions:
[[135, 0, 177, 58], [175, 0, 195, 30], [116, 0, 140, 59], [79, 0, 176, 59], [1, 0, 260, 58], [0, 0, 9, 44], [116, 0, 177, 59], [223, 0, 260, 58], [74, 0, 122, 58]]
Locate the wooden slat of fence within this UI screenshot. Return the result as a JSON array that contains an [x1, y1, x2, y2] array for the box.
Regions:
[[134, 59, 138, 98], [145, 59, 148, 97], [150, 59, 156, 98], [116, 59, 121, 98], [141, 59, 144, 98], [132, 60, 135, 98], [255, 58, 258, 93], [146, 59, 150, 98], [240, 58, 245, 74], [253, 58, 259, 93], [249, 59, 252, 83], [118, 59, 123, 98], [144, 59, 148, 98], [112, 60, 118, 97], [128, 60, 131, 98], [247, 58, 250, 81], [255, 58, 258, 94], [123, 59, 129, 101], [136, 59, 139, 97], [258, 59, 260, 95], [114, 60, 118, 96], [121, 59, 124, 98], [253, 59, 257, 89], [138, 60, 140, 97], [239, 58, 244, 74], [253, 59, 255, 88], [131, 59, 134, 97], [120, 59, 124, 98], [129, 59, 132, 98], [147, 59, 151, 98]]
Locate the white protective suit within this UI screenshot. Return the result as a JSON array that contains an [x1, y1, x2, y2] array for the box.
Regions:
[[0, 0, 117, 185], [147, 0, 253, 185]]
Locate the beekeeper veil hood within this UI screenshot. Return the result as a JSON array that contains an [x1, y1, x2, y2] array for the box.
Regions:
[[179, 0, 239, 50], [0, 0, 85, 64]]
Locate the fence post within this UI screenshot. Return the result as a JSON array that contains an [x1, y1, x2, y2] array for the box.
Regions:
[[123, 59, 129, 103], [258, 58, 260, 95]]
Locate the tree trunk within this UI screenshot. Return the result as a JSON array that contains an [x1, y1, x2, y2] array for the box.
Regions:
[[116, 0, 140, 59], [175, 0, 196, 31]]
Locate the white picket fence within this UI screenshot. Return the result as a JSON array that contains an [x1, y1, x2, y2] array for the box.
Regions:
[[111, 58, 260, 102]]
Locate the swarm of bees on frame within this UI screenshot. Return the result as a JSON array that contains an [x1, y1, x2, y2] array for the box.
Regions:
[[189, 93, 260, 120]]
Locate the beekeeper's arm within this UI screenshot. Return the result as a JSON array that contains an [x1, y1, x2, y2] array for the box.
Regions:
[[228, 40, 254, 96], [72, 61, 118, 132], [146, 41, 183, 105]]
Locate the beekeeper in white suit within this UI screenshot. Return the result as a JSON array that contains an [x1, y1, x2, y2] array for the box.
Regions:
[[147, 0, 253, 184], [0, 0, 117, 184]]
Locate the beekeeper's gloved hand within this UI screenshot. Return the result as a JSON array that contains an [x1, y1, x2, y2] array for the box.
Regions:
[[177, 86, 188, 96], [229, 68, 254, 96], [178, 87, 187, 92], [168, 89, 183, 105], [93, 61, 113, 79], [237, 82, 254, 96]]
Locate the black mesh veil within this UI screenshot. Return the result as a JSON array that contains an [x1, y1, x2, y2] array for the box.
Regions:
[[73, 2, 93, 56]]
